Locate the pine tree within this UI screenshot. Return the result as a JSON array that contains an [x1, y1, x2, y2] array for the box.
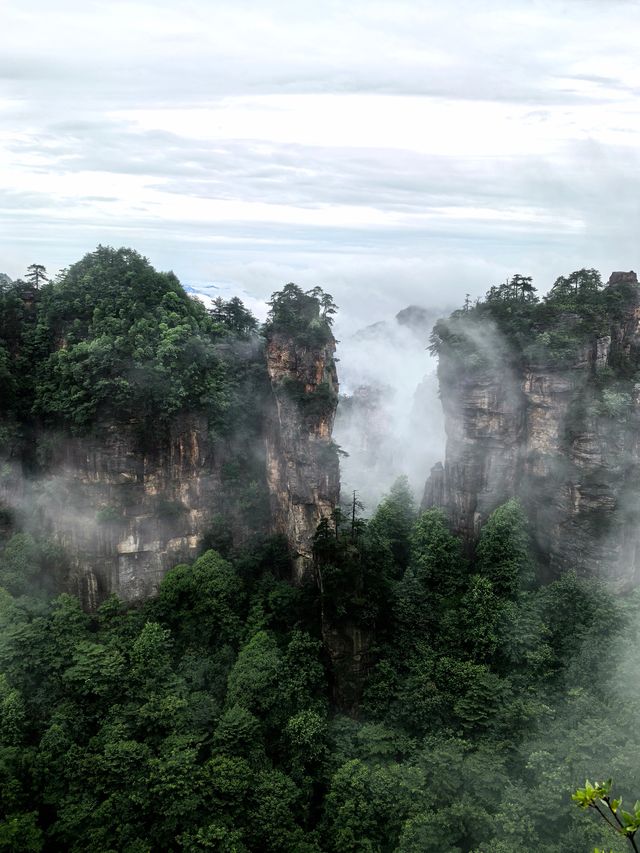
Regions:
[[24, 264, 48, 288]]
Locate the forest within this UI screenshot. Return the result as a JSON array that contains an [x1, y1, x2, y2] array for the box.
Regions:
[[1, 251, 640, 852]]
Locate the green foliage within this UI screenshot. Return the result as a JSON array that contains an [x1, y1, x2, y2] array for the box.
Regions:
[[212, 705, 265, 763], [367, 476, 416, 575], [95, 505, 121, 524], [0, 811, 43, 852], [431, 267, 640, 387], [0, 506, 638, 852], [408, 507, 465, 596], [149, 550, 244, 652], [2, 241, 640, 853], [313, 506, 394, 634], [225, 630, 281, 716], [394, 508, 467, 641], [599, 389, 633, 419], [547, 268, 603, 310], [485, 273, 538, 305], [0, 246, 269, 538], [209, 296, 258, 337], [0, 533, 67, 598], [265, 282, 336, 346], [475, 498, 532, 598], [29, 246, 231, 433], [24, 264, 48, 288], [573, 779, 640, 851], [281, 377, 338, 419]]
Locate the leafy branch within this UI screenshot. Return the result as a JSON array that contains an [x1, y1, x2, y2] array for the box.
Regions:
[[572, 779, 640, 852]]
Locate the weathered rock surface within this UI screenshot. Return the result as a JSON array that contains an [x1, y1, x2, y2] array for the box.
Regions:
[[265, 330, 340, 581], [1, 328, 341, 605], [3, 415, 228, 607], [323, 622, 374, 714], [424, 271, 640, 586]]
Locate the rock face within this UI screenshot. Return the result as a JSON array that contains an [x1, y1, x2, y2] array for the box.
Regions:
[[424, 272, 640, 586], [323, 622, 373, 713], [3, 415, 229, 607], [265, 330, 340, 581], [1, 329, 341, 605]]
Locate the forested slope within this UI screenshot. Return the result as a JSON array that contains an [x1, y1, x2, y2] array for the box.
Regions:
[[1, 491, 638, 851]]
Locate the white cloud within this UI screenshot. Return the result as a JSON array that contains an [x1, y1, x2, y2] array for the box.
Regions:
[[1, 0, 639, 325]]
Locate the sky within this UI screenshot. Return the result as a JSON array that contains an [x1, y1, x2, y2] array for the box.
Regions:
[[2, 0, 640, 331]]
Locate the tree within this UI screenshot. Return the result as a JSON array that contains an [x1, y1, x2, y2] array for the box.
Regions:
[[393, 508, 467, 646], [550, 268, 602, 300], [320, 292, 337, 324], [405, 508, 466, 599], [150, 550, 244, 652], [225, 630, 282, 719], [32, 246, 231, 433], [511, 273, 537, 302], [368, 476, 416, 575], [24, 264, 48, 288], [266, 283, 337, 345], [209, 296, 258, 336], [475, 499, 532, 599], [484, 274, 536, 304], [212, 706, 265, 763]]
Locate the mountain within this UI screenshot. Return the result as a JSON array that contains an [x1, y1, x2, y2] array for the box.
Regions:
[[0, 249, 339, 607], [425, 269, 640, 586]]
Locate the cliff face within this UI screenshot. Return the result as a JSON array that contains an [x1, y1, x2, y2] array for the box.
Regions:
[[265, 330, 340, 581], [0, 416, 235, 608], [424, 272, 640, 586], [1, 328, 341, 605], [69, 417, 227, 607]]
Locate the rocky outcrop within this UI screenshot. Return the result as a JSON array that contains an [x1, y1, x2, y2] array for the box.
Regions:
[[265, 331, 340, 581], [1, 326, 342, 605], [424, 272, 640, 587], [6, 416, 229, 606], [323, 622, 373, 714]]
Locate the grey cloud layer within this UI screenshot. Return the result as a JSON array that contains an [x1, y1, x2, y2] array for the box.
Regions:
[[3, 1, 638, 102], [2, 0, 640, 327]]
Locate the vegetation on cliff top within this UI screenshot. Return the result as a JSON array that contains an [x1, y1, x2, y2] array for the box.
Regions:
[[430, 268, 639, 371], [1, 249, 341, 456], [430, 268, 640, 459], [265, 282, 339, 418], [0, 247, 257, 436], [265, 282, 337, 347]]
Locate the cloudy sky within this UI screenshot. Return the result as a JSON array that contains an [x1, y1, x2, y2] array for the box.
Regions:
[[2, 0, 640, 329]]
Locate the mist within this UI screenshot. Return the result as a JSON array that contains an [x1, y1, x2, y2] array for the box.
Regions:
[[334, 303, 450, 512]]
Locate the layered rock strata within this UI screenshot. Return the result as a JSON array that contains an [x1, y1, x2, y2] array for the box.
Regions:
[[6, 416, 224, 606], [1, 329, 341, 604], [424, 271, 640, 586], [265, 330, 340, 581]]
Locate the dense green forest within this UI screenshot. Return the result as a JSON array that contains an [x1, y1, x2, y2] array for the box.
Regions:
[[0, 247, 260, 444], [1, 254, 640, 851], [1, 491, 639, 851]]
